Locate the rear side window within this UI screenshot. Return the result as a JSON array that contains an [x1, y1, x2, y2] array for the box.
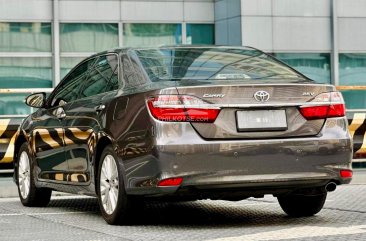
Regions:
[[51, 58, 96, 106], [79, 54, 119, 98], [121, 54, 146, 88]]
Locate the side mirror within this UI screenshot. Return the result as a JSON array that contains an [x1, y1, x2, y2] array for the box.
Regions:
[[25, 92, 46, 108]]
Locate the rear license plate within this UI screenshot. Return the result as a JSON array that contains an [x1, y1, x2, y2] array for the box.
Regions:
[[236, 110, 287, 131]]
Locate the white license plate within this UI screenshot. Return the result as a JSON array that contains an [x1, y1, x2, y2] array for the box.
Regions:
[[236, 110, 287, 131]]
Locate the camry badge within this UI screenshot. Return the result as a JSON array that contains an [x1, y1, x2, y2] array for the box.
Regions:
[[254, 90, 270, 102], [203, 94, 225, 98]]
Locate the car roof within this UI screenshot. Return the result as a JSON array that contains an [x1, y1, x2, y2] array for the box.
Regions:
[[89, 45, 261, 58]]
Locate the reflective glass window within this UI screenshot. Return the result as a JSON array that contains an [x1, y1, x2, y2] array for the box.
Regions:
[[80, 54, 119, 98], [341, 90, 366, 109], [60, 57, 86, 79], [339, 53, 366, 86], [0, 93, 30, 115], [52, 58, 96, 106], [0, 57, 52, 88], [0, 22, 51, 52], [60, 23, 118, 52], [122, 53, 146, 88], [123, 23, 182, 47], [274, 53, 331, 84], [186, 24, 214, 45], [134, 47, 303, 82]]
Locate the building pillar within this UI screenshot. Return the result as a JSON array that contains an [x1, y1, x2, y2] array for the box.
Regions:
[[52, 0, 60, 86], [331, 0, 339, 86]]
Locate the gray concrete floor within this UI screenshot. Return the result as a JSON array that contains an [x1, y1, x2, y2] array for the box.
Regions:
[[1, 169, 366, 240], [0, 185, 366, 240]]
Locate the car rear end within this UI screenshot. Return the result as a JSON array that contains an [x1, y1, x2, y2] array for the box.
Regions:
[[126, 47, 352, 201]]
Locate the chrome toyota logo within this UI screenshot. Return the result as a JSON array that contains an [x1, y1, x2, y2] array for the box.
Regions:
[[254, 90, 270, 102]]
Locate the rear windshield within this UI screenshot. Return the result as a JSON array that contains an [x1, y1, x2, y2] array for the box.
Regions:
[[132, 47, 306, 82]]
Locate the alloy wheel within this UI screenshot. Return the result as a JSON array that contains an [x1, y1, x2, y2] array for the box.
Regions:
[[100, 154, 119, 215], [18, 151, 31, 199]]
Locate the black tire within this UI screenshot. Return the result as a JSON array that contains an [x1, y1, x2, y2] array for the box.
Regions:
[[96, 145, 134, 225], [278, 192, 327, 217], [16, 142, 52, 207]]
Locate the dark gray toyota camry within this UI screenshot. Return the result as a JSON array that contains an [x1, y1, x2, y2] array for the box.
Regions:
[[16, 46, 352, 225]]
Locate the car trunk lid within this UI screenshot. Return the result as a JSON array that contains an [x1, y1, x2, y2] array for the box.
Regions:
[[175, 82, 336, 139]]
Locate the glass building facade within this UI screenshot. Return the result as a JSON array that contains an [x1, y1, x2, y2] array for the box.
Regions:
[[0, 0, 365, 115], [274, 53, 331, 84], [0, 22, 53, 114], [123, 23, 182, 47], [0, 21, 214, 115]]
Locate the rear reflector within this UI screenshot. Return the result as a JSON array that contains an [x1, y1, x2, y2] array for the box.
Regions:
[[299, 92, 346, 120], [147, 95, 220, 122], [340, 169, 353, 178], [157, 177, 183, 187]]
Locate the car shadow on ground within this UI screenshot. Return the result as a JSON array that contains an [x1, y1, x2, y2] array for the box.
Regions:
[[47, 197, 329, 228]]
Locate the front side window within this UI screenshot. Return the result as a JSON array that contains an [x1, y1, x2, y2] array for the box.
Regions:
[[51, 58, 95, 106], [79, 54, 119, 98]]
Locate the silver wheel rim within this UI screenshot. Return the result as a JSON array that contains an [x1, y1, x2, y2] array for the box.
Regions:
[[100, 154, 119, 215], [18, 151, 30, 199]]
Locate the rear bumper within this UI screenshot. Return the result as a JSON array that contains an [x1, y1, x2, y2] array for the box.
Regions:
[[123, 117, 353, 197]]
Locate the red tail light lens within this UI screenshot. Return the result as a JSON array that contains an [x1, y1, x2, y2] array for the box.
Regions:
[[299, 106, 329, 120], [157, 177, 183, 187], [299, 104, 345, 120], [327, 103, 346, 117], [340, 169, 353, 178], [147, 95, 220, 122], [299, 92, 346, 120]]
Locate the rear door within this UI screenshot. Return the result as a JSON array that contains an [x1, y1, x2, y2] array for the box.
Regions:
[[31, 106, 66, 181], [63, 53, 119, 184]]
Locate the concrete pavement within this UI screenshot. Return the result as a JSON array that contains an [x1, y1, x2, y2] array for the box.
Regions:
[[0, 185, 366, 240]]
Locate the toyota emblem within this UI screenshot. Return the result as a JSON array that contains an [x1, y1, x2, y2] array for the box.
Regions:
[[254, 90, 270, 102]]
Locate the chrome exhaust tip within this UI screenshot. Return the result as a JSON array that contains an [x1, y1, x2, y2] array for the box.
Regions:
[[325, 182, 337, 192]]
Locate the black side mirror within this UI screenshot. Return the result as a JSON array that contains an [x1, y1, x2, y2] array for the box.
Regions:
[[25, 92, 46, 108]]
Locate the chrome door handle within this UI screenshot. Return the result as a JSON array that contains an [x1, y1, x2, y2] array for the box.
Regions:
[[54, 107, 66, 119], [95, 104, 105, 112]]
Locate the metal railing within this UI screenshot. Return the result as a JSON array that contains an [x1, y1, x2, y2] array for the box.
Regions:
[[336, 86, 366, 91]]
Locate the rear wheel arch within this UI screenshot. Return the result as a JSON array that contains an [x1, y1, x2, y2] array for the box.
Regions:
[[93, 136, 120, 186], [94, 135, 128, 194]]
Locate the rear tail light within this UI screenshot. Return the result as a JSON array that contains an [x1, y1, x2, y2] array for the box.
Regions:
[[299, 92, 346, 120], [147, 95, 220, 122], [157, 177, 183, 187]]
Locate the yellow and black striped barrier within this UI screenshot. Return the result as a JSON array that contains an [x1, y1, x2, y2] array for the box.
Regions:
[[0, 118, 22, 164], [0, 113, 366, 165], [0, 85, 364, 165], [348, 112, 366, 160]]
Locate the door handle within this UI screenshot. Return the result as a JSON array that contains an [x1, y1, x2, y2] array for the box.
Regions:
[[53, 107, 66, 119], [95, 104, 105, 112]]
